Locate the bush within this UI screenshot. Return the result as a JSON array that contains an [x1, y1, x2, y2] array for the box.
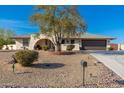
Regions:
[[35, 45, 42, 50], [42, 46, 49, 51], [108, 47, 113, 50], [66, 45, 75, 51], [15, 50, 39, 66]]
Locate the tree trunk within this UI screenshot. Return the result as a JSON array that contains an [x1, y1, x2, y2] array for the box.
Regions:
[[56, 43, 61, 52]]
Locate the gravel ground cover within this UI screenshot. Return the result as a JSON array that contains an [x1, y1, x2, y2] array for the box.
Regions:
[[90, 51, 124, 79], [0, 51, 123, 88]]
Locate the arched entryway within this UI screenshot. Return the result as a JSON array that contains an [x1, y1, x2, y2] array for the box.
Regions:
[[34, 39, 55, 51]]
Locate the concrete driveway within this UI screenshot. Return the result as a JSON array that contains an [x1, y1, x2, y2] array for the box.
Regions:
[[90, 51, 124, 79]]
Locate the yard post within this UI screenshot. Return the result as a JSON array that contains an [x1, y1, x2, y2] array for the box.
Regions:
[[82, 65, 85, 86], [12, 63, 15, 73], [80, 60, 87, 87]]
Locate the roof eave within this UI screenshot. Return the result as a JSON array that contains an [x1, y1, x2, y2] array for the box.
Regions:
[[11, 37, 30, 39], [63, 37, 116, 40]]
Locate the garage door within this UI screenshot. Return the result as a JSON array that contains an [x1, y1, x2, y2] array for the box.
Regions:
[[81, 40, 107, 50]]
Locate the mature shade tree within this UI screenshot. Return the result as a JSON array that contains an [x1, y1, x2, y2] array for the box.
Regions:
[[31, 5, 87, 51], [0, 28, 15, 49]]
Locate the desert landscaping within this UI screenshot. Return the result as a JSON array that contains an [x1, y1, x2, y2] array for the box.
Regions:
[[0, 51, 123, 88]]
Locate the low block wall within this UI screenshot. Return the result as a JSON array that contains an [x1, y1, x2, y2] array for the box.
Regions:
[[2, 44, 16, 50], [61, 44, 80, 51]]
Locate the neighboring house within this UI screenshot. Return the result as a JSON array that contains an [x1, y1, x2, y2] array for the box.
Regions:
[[11, 33, 115, 51], [107, 43, 118, 50], [107, 43, 124, 51]]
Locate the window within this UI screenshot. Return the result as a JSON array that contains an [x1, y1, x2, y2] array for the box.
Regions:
[[61, 39, 65, 44], [23, 39, 29, 46], [71, 39, 75, 44], [66, 40, 69, 43]]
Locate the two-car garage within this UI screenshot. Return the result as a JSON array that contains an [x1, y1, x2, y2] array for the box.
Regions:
[[81, 39, 107, 50], [79, 33, 115, 50]]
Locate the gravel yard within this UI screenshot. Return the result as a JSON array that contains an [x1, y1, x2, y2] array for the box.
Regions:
[[0, 51, 123, 88], [90, 51, 124, 80]]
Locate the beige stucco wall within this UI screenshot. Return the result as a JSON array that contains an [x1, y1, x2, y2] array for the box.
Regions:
[[15, 39, 29, 50], [118, 44, 124, 50], [15, 39, 24, 50], [61, 44, 80, 51], [107, 44, 110, 50], [36, 39, 46, 46], [61, 39, 80, 51], [28, 34, 81, 51], [29, 34, 54, 50]]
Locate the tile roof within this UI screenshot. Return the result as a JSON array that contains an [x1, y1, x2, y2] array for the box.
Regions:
[[80, 33, 115, 39], [11, 33, 115, 40]]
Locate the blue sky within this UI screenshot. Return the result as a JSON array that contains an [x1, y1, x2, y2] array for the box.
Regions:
[[0, 5, 124, 43]]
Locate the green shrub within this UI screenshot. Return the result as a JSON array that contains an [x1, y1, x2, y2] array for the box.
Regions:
[[66, 45, 75, 51], [35, 45, 42, 50], [15, 50, 39, 66], [42, 46, 49, 51], [108, 47, 113, 51]]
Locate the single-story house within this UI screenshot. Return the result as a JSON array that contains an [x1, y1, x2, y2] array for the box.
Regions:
[[11, 33, 115, 51]]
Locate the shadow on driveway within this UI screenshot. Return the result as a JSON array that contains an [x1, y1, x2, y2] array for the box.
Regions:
[[31, 63, 65, 69]]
